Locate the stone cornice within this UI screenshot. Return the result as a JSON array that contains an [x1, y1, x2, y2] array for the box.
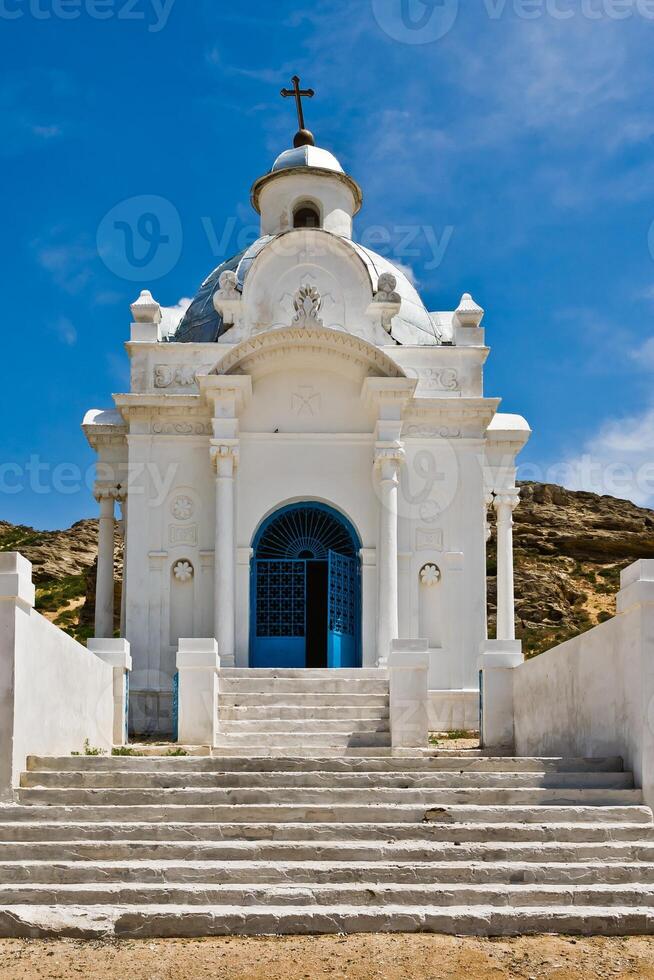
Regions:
[[114, 394, 201, 411], [251, 167, 363, 216], [404, 396, 500, 417]]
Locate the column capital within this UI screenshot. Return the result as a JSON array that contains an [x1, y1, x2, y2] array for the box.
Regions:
[[374, 442, 405, 467], [93, 483, 124, 503], [210, 442, 240, 475], [494, 488, 521, 512]]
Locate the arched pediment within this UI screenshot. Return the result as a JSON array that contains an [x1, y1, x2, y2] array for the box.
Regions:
[[210, 325, 406, 381]]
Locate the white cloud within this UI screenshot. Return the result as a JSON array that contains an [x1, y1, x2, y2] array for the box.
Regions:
[[393, 261, 418, 287], [552, 408, 654, 507], [31, 124, 61, 140], [51, 316, 77, 346], [160, 297, 193, 339], [630, 337, 654, 370], [33, 234, 95, 295]]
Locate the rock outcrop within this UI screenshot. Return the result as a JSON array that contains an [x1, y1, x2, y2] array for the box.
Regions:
[[488, 482, 654, 657], [0, 520, 122, 642]]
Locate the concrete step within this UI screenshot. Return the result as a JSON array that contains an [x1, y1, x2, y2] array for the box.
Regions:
[[212, 732, 393, 749], [2, 838, 654, 863], [219, 705, 390, 721], [211, 746, 395, 758], [220, 669, 387, 680], [0, 820, 651, 844], [0, 903, 652, 938], [18, 771, 636, 791], [218, 694, 390, 708], [216, 719, 391, 735], [1, 881, 654, 909], [26, 756, 627, 774], [219, 677, 389, 696], [2, 859, 654, 887], [16, 786, 645, 807], [5, 802, 651, 824]]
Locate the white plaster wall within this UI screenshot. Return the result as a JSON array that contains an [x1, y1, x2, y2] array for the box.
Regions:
[[125, 430, 215, 732], [513, 609, 648, 797], [428, 690, 479, 732], [399, 435, 487, 694], [10, 611, 113, 788]]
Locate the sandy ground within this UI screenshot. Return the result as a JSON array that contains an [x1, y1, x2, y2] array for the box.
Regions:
[[1, 935, 654, 979]]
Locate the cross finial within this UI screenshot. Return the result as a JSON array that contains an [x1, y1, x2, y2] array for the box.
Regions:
[[281, 75, 316, 148]]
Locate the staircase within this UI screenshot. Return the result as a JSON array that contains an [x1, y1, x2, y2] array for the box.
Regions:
[[1, 747, 654, 936], [215, 668, 391, 756]]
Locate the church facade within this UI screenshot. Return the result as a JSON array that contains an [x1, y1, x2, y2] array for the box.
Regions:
[[83, 119, 530, 735]]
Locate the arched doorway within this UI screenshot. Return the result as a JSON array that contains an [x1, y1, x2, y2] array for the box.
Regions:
[[250, 503, 361, 669]]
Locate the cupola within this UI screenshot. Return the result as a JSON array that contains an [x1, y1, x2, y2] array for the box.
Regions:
[[250, 75, 363, 239]]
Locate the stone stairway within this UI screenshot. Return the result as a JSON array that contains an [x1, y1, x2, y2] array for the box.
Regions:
[[0, 752, 653, 936], [215, 668, 392, 756]]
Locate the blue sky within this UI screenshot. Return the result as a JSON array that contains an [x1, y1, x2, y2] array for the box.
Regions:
[[3, 0, 654, 528]]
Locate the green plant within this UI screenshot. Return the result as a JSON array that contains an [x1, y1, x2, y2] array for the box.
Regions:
[[35, 573, 87, 613], [112, 746, 144, 757], [73, 739, 106, 757], [166, 748, 189, 757]]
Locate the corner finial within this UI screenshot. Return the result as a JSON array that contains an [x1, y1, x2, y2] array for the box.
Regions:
[[454, 292, 484, 328], [130, 289, 162, 325]]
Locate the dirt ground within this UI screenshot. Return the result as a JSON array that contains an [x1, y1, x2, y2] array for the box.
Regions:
[[1, 935, 654, 980]]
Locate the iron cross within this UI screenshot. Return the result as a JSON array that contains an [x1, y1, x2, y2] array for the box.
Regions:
[[281, 75, 315, 132]]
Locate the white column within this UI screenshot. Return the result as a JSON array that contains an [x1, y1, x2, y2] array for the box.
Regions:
[[118, 494, 128, 638], [376, 449, 403, 665], [494, 489, 520, 642], [212, 445, 237, 667], [94, 488, 117, 639]]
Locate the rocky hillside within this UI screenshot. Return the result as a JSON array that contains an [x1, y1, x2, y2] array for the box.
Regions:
[[2, 482, 654, 656], [488, 482, 654, 657], [0, 519, 122, 642]]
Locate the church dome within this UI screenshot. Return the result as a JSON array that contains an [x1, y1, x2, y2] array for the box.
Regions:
[[171, 234, 442, 346], [271, 145, 345, 175]]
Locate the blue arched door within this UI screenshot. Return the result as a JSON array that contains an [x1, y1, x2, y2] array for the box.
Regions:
[[250, 503, 361, 669]]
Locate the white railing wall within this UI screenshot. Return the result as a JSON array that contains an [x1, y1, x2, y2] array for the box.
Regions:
[[0, 553, 129, 799], [510, 560, 654, 805]]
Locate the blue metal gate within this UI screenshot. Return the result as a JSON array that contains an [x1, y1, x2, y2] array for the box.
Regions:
[[252, 559, 307, 668], [328, 550, 359, 668], [250, 503, 361, 669]]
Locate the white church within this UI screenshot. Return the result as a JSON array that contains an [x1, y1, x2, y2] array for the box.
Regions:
[[83, 83, 530, 738], [2, 81, 654, 937]]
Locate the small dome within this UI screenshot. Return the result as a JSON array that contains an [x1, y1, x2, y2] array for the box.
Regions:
[[271, 144, 344, 175]]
